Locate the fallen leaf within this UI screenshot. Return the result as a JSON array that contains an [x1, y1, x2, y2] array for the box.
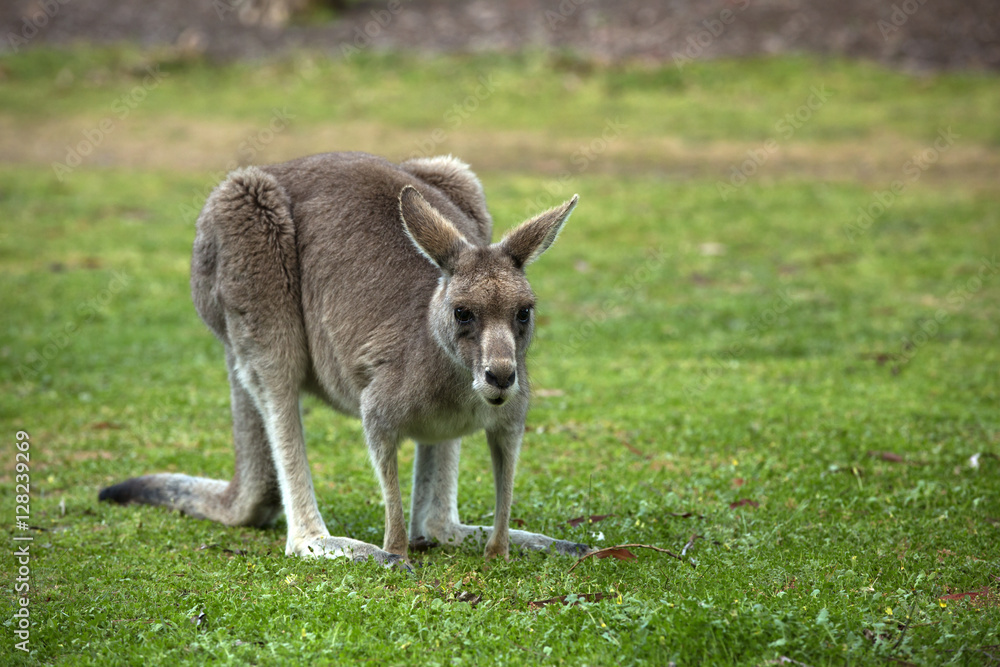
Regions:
[[567, 514, 614, 528], [732, 477, 745, 488], [590, 547, 637, 561], [528, 592, 608, 609], [867, 450, 906, 463], [729, 498, 759, 509], [90, 421, 124, 430], [939, 587, 991, 602], [510, 518, 526, 528], [620, 439, 647, 458], [568, 543, 693, 573]]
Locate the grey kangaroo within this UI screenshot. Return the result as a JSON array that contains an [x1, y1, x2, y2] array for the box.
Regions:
[[100, 152, 587, 566]]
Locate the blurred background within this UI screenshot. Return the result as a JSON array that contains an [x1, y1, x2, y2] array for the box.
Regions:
[[2, 0, 998, 68], [2, 4, 999, 664], [2, 0, 997, 190]]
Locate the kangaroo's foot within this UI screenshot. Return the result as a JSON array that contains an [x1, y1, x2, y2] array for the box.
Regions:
[[289, 535, 411, 570], [414, 523, 590, 557]]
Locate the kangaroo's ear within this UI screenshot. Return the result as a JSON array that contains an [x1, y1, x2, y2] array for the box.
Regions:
[[500, 195, 578, 269], [399, 185, 471, 276]]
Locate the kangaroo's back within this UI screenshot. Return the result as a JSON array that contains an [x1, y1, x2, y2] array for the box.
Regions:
[[263, 152, 491, 245]]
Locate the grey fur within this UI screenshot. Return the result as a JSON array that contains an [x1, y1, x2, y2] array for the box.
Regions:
[[99, 151, 585, 564]]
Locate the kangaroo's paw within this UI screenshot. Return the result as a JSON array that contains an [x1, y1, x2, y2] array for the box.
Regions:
[[540, 538, 592, 557], [419, 523, 590, 557], [290, 536, 411, 571], [506, 529, 591, 557]]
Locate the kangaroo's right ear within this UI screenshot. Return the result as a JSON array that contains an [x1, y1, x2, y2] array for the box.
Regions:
[[399, 185, 471, 276], [500, 194, 578, 269]]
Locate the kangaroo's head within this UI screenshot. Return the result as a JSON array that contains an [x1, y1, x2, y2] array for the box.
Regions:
[[399, 186, 577, 407]]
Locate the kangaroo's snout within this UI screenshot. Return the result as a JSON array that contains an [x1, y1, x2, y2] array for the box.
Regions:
[[476, 325, 520, 406], [485, 367, 515, 390], [478, 356, 519, 406], [482, 365, 516, 405]]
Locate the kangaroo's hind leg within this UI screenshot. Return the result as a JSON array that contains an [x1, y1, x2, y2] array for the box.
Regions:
[[98, 347, 282, 527], [200, 166, 403, 567]]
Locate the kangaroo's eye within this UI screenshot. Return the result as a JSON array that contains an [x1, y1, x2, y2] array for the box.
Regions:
[[516, 307, 531, 324], [454, 307, 474, 324]]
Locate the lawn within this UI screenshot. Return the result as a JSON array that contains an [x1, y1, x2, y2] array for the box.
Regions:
[[1, 47, 999, 665]]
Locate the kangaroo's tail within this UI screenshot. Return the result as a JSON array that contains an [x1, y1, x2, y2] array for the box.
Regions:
[[99, 473, 280, 527]]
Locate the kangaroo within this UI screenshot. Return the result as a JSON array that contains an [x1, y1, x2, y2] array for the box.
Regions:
[[99, 152, 587, 566]]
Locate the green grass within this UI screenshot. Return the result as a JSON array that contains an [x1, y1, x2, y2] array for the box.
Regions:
[[2, 47, 999, 666], [3, 47, 1000, 144]]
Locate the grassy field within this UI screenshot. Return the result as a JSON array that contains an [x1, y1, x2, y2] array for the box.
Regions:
[[2, 46, 999, 665]]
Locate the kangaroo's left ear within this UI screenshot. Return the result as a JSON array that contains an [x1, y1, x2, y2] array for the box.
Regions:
[[499, 195, 578, 269]]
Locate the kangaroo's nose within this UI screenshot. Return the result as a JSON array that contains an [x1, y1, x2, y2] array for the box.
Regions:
[[485, 368, 516, 390]]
